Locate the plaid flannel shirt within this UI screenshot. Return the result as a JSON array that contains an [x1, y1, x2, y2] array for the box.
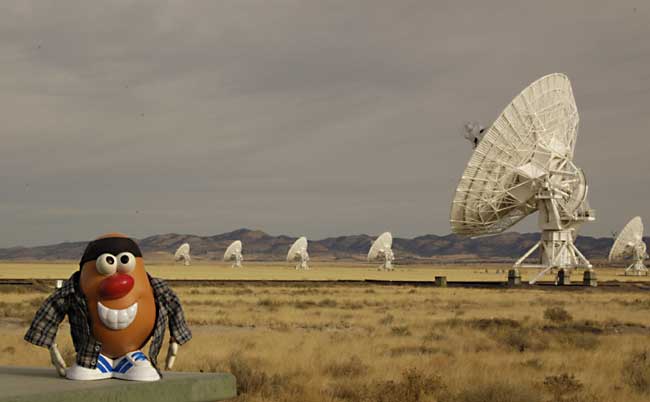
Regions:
[[24, 271, 191, 370]]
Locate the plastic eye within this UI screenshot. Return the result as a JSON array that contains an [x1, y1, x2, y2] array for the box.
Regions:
[[96, 254, 117, 276], [116, 252, 136, 273]]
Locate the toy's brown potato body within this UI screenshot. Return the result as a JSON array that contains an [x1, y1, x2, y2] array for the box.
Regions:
[[79, 233, 156, 358]]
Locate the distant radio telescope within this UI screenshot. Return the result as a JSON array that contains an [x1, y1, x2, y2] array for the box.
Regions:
[[223, 240, 243, 268], [609, 217, 648, 276], [368, 232, 395, 271], [287, 237, 309, 270], [174, 243, 191, 266]]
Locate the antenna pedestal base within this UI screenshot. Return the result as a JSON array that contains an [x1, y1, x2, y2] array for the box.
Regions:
[[624, 261, 648, 276], [295, 259, 310, 270], [380, 260, 394, 271], [515, 229, 592, 284]]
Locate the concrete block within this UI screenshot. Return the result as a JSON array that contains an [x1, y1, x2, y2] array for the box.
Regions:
[[507, 269, 521, 286], [0, 366, 236, 402], [583, 270, 597, 287], [556, 269, 571, 286]]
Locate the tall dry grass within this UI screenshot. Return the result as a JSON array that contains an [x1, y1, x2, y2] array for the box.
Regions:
[[1, 282, 650, 401]]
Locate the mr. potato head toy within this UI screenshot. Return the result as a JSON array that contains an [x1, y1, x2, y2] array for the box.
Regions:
[[25, 233, 191, 381]]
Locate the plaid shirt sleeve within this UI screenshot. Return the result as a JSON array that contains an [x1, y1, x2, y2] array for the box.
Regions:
[[24, 286, 69, 348], [150, 277, 192, 345], [166, 286, 192, 345]]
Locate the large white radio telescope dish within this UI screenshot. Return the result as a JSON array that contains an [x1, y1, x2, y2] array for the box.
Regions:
[[174, 243, 191, 266], [450, 73, 596, 284], [287, 236, 310, 270], [609, 217, 647, 276], [367, 232, 395, 271], [223, 240, 243, 268]]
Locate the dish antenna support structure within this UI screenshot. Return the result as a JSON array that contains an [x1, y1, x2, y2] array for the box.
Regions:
[[174, 243, 191, 266], [609, 217, 648, 276], [450, 74, 596, 284], [223, 240, 243, 268], [287, 237, 310, 270], [368, 232, 395, 271], [462, 121, 487, 149]]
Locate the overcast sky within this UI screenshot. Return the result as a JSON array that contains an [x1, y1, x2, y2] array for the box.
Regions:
[[1, 0, 648, 247]]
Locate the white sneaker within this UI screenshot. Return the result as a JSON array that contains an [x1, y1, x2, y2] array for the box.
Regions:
[[66, 354, 113, 380], [112, 351, 160, 382]]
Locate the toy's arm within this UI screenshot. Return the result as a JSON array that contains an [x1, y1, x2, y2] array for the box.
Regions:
[[163, 285, 192, 370], [49, 343, 67, 377], [165, 340, 179, 370]]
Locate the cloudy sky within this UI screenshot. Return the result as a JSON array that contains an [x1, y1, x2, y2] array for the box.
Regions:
[[1, 0, 648, 247]]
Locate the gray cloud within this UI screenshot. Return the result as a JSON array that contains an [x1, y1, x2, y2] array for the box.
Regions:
[[0, 0, 649, 247]]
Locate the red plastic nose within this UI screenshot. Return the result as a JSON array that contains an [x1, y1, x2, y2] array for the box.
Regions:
[[99, 274, 134, 300]]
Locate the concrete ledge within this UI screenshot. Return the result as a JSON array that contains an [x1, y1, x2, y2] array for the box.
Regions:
[[0, 366, 236, 402]]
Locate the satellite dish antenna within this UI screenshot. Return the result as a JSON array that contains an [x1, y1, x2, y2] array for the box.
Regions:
[[223, 240, 243, 268], [609, 217, 648, 276], [287, 236, 309, 270], [462, 121, 487, 149], [450, 73, 596, 284], [367, 232, 395, 271], [174, 243, 191, 266]]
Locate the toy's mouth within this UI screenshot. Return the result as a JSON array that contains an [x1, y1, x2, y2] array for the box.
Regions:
[[97, 301, 138, 330]]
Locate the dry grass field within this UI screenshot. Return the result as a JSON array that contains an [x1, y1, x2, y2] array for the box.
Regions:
[[2, 263, 650, 402]]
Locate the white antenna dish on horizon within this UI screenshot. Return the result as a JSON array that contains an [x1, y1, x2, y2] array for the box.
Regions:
[[223, 240, 243, 268], [368, 232, 395, 271], [174, 243, 191, 266], [609, 217, 648, 276], [287, 236, 309, 270], [450, 73, 596, 285], [462, 121, 487, 149]]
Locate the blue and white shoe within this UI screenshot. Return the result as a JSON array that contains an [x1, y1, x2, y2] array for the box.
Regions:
[[66, 354, 113, 380], [112, 351, 160, 382]]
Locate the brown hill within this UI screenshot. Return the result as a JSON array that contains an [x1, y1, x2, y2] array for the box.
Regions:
[[0, 228, 630, 263]]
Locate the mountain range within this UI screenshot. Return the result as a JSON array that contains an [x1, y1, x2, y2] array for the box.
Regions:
[[0, 228, 633, 264]]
